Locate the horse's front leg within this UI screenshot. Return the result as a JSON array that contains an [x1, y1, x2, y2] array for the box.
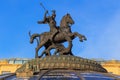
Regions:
[[73, 32, 87, 42]]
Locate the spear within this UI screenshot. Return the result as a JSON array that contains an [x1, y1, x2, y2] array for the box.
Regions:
[[40, 3, 50, 16]]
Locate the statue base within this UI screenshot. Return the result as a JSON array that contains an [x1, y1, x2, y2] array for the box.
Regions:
[[16, 55, 107, 78]]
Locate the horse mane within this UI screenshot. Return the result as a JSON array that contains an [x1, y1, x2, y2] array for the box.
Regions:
[[60, 15, 66, 28]]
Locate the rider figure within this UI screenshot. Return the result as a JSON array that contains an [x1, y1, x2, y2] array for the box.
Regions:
[[38, 10, 58, 42]]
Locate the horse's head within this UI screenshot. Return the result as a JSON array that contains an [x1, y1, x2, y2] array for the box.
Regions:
[[65, 13, 74, 26], [60, 13, 74, 28]]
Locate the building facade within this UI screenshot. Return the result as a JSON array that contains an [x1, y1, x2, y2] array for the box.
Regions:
[[0, 59, 29, 74], [101, 60, 120, 75]]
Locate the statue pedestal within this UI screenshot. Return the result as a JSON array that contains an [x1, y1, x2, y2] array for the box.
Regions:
[[16, 55, 107, 78]]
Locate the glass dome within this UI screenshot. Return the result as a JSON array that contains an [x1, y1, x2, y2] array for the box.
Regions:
[[5, 70, 119, 80]]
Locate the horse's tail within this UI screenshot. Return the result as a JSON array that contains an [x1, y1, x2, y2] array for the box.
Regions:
[[28, 31, 31, 37], [29, 31, 40, 46]]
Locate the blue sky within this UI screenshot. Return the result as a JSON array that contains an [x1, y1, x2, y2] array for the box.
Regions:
[[0, 0, 120, 59]]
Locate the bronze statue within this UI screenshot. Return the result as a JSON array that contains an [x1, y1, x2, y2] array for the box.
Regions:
[[40, 41, 73, 58], [40, 43, 66, 58], [37, 10, 59, 42], [29, 12, 86, 58], [17, 5, 108, 78]]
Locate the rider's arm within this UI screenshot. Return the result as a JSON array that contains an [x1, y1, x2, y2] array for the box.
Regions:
[[37, 10, 48, 24], [44, 10, 48, 20]]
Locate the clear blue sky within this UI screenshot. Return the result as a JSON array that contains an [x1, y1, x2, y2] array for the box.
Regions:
[[0, 0, 120, 59]]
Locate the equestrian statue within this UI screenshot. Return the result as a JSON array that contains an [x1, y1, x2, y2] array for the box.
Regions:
[[29, 9, 87, 58]]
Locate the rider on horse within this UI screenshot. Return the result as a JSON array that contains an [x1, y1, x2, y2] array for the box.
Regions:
[[37, 10, 59, 42]]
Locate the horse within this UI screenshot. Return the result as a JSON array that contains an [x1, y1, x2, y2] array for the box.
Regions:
[[29, 13, 86, 58], [59, 13, 87, 42], [29, 29, 73, 58]]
